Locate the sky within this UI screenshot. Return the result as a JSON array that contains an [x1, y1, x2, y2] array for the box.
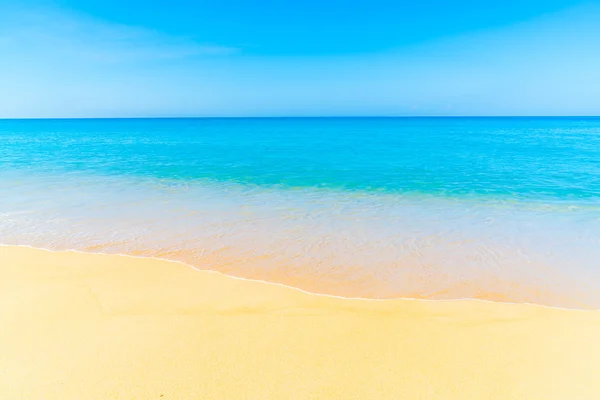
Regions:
[[1, 0, 599, 117]]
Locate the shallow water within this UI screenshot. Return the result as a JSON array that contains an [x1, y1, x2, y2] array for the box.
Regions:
[[1, 117, 599, 308]]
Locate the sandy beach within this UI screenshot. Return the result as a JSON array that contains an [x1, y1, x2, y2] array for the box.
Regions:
[[1, 245, 599, 399]]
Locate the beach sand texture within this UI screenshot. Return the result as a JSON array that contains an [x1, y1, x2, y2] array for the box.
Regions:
[[1, 245, 599, 399]]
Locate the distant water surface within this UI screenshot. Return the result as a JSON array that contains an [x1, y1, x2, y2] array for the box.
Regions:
[[1, 117, 599, 308]]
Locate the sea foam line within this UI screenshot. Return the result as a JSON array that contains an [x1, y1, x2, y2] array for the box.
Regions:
[[1, 243, 597, 313]]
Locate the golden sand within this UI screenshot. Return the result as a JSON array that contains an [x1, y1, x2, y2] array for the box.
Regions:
[[0, 245, 599, 399]]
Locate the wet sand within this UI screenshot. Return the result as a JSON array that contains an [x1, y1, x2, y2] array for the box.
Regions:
[[1, 245, 599, 399]]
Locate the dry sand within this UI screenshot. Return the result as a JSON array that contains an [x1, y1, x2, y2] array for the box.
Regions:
[[0, 245, 599, 399]]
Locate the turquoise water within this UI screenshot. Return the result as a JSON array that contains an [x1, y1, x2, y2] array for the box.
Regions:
[[3, 117, 600, 198], [1, 117, 599, 307]]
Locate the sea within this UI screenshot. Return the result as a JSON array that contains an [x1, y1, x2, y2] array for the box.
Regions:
[[1, 117, 599, 308]]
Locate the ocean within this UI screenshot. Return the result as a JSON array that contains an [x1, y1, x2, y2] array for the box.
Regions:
[[1, 117, 599, 308]]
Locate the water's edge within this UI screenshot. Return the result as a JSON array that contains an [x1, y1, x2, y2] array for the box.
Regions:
[[3, 243, 597, 312]]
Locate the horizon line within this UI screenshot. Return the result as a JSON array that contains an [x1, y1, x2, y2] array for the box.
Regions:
[[1, 115, 599, 121]]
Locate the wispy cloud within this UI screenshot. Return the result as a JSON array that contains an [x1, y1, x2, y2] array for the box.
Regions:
[[0, 6, 238, 64]]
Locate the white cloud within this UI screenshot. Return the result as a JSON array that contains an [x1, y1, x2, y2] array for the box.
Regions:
[[0, 6, 238, 64]]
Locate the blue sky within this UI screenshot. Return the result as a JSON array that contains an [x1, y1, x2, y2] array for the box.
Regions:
[[1, 0, 599, 117]]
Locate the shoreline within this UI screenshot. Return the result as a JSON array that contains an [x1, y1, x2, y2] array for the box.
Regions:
[[2, 243, 595, 312], [1, 245, 599, 399]]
